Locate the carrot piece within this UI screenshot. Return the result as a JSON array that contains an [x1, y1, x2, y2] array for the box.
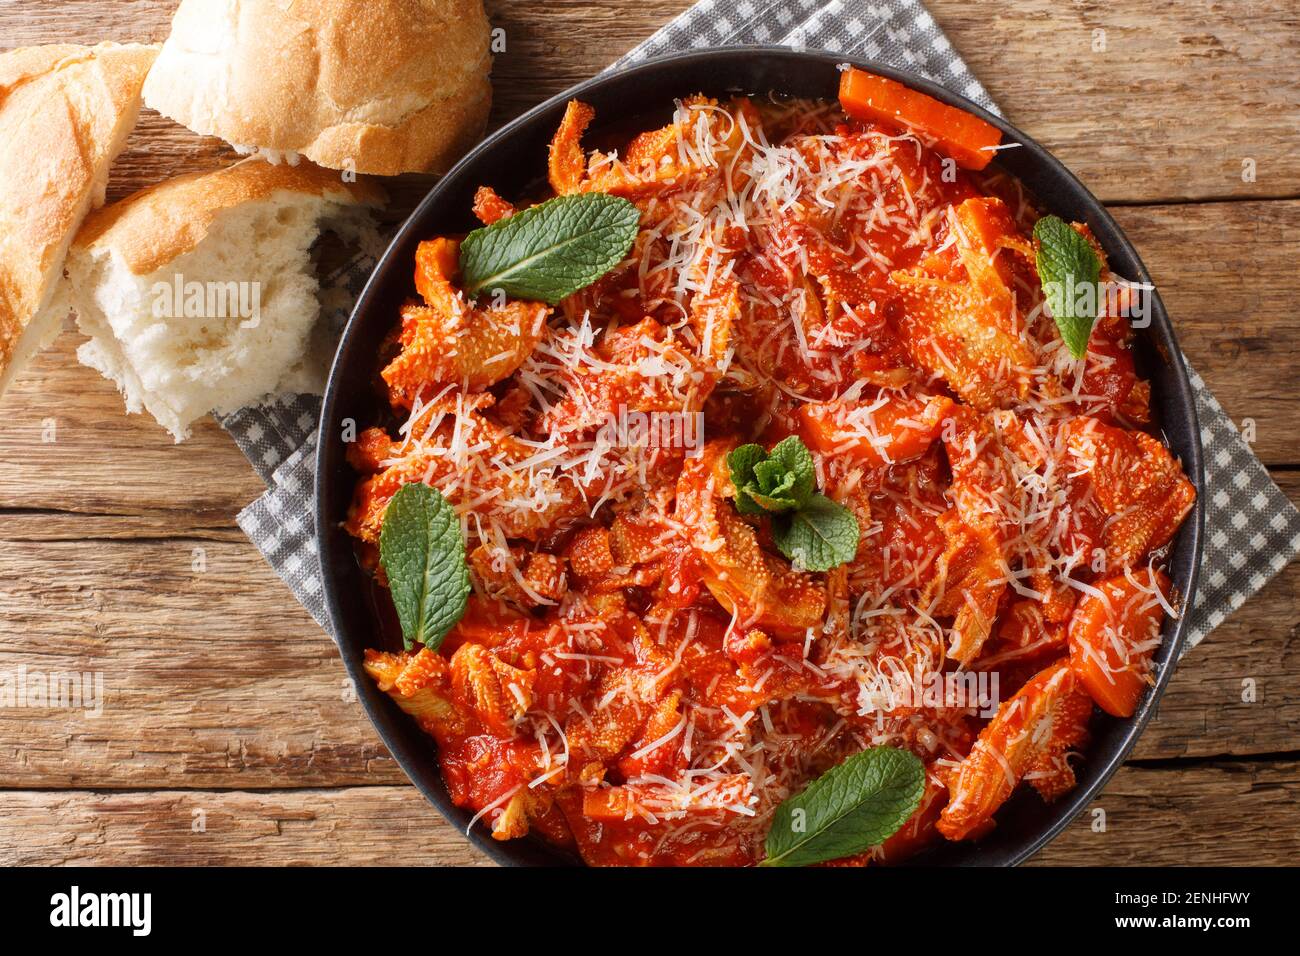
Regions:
[[797, 395, 952, 468], [1067, 572, 1170, 718], [581, 788, 631, 822], [838, 67, 1001, 170]]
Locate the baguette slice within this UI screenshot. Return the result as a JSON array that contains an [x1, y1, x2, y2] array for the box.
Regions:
[[0, 42, 159, 398], [63, 157, 387, 441], [143, 0, 492, 176]]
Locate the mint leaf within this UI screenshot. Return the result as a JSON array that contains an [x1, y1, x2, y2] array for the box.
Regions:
[[378, 483, 470, 650], [726, 437, 858, 568], [761, 747, 926, 867], [751, 458, 799, 506], [459, 193, 640, 304], [772, 493, 859, 572], [747, 487, 800, 513], [727, 443, 769, 515], [767, 435, 815, 506], [727, 443, 766, 489], [729, 438, 815, 514], [1034, 214, 1101, 359]]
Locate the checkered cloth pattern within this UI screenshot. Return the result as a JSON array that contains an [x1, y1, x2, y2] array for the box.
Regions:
[[231, 0, 1300, 652]]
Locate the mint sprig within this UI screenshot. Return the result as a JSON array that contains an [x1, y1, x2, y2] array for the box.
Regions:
[[459, 192, 640, 304], [378, 483, 470, 650], [727, 444, 771, 515], [1033, 214, 1102, 359], [726, 436, 858, 571], [761, 747, 926, 867], [773, 493, 861, 572], [729, 436, 816, 514]]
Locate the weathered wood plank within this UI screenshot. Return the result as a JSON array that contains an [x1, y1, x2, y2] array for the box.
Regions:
[[929, 0, 1300, 204], [1, 759, 1293, 865], [0, 787, 487, 867], [1111, 201, 1300, 465], [1028, 759, 1300, 866], [0, 510, 242, 542], [0, 327, 267, 516], [0, 534, 407, 788]]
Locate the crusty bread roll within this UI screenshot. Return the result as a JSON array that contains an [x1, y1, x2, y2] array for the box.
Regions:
[[143, 0, 493, 177], [0, 42, 158, 399], [61, 157, 386, 441]]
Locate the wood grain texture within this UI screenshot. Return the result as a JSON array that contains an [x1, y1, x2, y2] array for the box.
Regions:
[[1, 759, 1295, 866], [0, 0, 1296, 867], [0, 454, 396, 786], [0, 529, 406, 788], [928, 0, 1300, 204], [1032, 759, 1300, 866], [1111, 200, 1300, 466], [0, 327, 266, 516], [0, 787, 488, 867]]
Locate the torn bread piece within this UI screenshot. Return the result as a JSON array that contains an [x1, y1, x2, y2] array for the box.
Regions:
[[0, 42, 159, 398], [61, 157, 387, 441], [143, 0, 493, 176]]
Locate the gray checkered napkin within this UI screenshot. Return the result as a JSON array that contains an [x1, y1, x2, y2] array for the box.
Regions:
[[232, 0, 1300, 652]]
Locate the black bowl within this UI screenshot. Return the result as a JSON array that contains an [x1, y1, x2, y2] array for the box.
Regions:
[[316, 47, 1205, 867]]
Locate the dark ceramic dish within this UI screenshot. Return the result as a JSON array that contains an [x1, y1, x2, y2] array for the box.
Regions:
[[316, 47, 1205, 867]]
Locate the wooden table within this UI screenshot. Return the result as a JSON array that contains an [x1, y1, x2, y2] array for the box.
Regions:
[[1, 0, 1296, 866]]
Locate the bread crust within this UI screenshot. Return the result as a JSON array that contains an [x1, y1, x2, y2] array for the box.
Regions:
[[73, 157, 388, 276], [0, 41, 158, 396], [144, 0, 493, 176]]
